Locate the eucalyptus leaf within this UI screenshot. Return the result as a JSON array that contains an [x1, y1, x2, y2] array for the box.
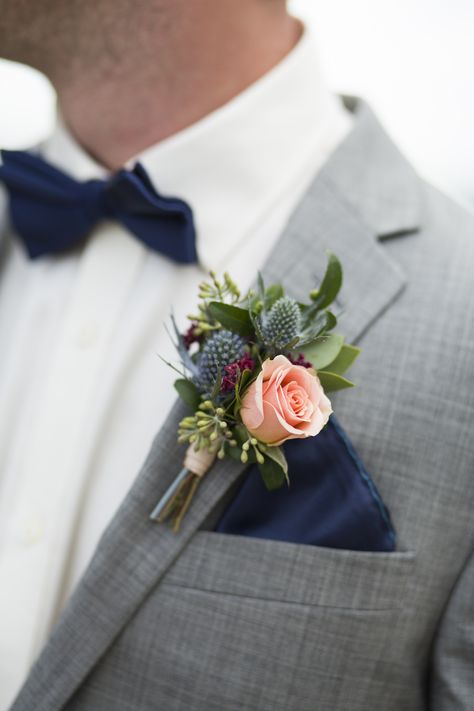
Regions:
[[208, 302, 254, 337], [317, 370, 355, 393], [324, 344, 360, 375], [310, 252, 343, 310], [174, 379, 201, 411], [302, 333, 344, 370]]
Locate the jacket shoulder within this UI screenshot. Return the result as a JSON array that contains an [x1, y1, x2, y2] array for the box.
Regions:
[[418, 179, 474, 252]]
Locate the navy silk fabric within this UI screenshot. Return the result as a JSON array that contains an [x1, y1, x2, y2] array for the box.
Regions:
[[0, 150, 197, 263], [216, 417, 396, 552]]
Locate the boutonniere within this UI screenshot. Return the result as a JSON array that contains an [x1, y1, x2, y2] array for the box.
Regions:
[[150, 252, 360, 531]]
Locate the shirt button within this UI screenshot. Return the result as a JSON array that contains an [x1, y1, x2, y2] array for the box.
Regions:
[[19, 514, 44, 546], [74, 322, 99, 349]]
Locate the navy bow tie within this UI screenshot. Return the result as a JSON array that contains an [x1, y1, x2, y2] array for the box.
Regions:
[[0, 149, 198, 263]]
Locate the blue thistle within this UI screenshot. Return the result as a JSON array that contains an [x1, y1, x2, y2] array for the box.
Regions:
[[261, 296, 301, 349], [195, 330, 245, 394]]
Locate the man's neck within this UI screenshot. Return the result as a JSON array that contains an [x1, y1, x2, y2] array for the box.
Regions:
[[54, 4, 301, 171]]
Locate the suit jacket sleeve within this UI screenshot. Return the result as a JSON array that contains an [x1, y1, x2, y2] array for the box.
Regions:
[[430, 548, 474, 709]]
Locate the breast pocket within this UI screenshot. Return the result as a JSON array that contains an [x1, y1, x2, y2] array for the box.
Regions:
[[111, 533, 418, 710], [164, 531, 416, 611]]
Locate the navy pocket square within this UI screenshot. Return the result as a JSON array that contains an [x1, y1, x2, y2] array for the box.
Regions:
[[216, 416, 396, 552]]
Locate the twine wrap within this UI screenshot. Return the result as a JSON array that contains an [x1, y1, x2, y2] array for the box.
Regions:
[[184, 445, 216, 478]]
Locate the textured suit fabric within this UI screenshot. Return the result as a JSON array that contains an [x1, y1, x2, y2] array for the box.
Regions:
[[431, 550, 474, 709], [9, 98, 474, 711]]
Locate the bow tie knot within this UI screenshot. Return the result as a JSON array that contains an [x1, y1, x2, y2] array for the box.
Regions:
[[82, 173, 145, 222], [0, 149, 198, 263]]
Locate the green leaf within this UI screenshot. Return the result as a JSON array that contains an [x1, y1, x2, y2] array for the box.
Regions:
[[264, 283, 285, 310], [233, 424, 250, 447], [246, 291, 262, 316], [208, 302, 254, 337], [174, 379, 201, 411], [302, 333, 345, 370], [317, 370, 355, 393], [210, 370, 222, 399], [227, 445, 246, 463], [265, 445, 288, 476], [258, 449, 288, 490], [297, 310, 338, 346], [249, 308, 265, 343], [282, 336, 300, 351], [239, 368, 254, 393], [310, 252, 343, 310], [228, 444, 257, 465], [324, 344, 360, 375], [233, 368, 254, 411]]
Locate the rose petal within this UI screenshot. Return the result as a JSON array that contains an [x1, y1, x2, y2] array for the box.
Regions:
[[251, 399, 295, 444], [241, 374, 264, 431], [278, 382, 311, 424], [242, 355, 333, 446]]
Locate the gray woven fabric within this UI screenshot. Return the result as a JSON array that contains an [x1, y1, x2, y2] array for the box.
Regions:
[[431, 550, 474, 709], [9, 98, 474, 711]]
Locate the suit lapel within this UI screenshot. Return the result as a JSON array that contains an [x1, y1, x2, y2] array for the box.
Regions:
[[12, 98, 421, 711]]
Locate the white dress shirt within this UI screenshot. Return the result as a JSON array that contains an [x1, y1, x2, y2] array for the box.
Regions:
[[0, 26, 352, 709]]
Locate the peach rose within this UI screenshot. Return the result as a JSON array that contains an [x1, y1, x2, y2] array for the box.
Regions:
[[241, 355, 332, 446]]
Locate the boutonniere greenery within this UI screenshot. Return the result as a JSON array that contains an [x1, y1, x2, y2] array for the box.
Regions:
[[150, 252, 360, 531]]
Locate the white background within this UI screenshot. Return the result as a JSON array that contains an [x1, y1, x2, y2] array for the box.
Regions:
[[1, 0, 473, 210]]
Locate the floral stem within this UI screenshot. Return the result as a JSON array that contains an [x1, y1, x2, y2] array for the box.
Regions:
[[172, 475, 201, 532], [149, 467, 190, 521]]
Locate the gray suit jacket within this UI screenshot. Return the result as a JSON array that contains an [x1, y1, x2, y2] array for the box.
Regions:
[[9, 98, 474, 710]]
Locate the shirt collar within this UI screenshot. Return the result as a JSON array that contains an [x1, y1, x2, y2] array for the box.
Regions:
[[42, 25, 348, 270]]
